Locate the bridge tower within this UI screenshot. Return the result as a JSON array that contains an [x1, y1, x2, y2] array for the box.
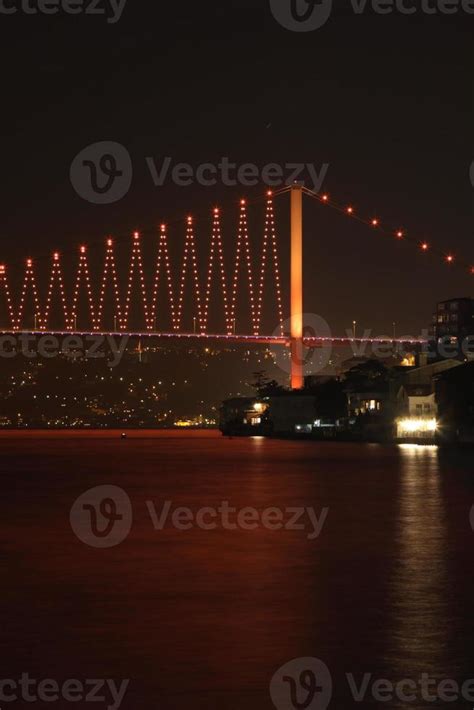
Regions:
[[290, 184, 304, 390]]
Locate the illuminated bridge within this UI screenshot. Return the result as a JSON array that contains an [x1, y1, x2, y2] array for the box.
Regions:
[[0, 185, 466, 388]]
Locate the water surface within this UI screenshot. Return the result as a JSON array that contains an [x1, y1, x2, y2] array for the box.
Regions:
[[1, 432, 473, 708]]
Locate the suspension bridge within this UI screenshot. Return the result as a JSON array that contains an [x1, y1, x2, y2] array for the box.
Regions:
[[0, 185, 466, 388]]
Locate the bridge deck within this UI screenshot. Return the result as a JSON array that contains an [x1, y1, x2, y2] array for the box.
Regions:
[[0, 330, 428, 346]]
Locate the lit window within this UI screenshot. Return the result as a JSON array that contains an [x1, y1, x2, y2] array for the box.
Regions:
[[398, 418, 437, 435]]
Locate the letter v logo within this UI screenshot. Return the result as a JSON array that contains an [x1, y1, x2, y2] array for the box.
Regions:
[[269, 0, 333, 31]]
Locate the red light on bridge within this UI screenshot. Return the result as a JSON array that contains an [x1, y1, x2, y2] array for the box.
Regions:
[[3, 193, 465, 339]]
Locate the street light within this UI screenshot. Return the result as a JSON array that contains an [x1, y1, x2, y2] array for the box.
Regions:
[[352, 320, 357, 339]]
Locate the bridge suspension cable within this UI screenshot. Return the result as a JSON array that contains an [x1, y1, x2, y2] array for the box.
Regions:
[[302, 185, 472, 274], [0, 191, 287, 335]]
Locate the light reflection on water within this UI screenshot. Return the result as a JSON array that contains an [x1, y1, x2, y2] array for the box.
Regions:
[[0, 432, 472, 709], [388, 445, 451, 675]]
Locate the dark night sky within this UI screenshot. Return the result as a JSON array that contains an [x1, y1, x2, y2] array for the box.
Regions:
[[0, 1, 472, 336]]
